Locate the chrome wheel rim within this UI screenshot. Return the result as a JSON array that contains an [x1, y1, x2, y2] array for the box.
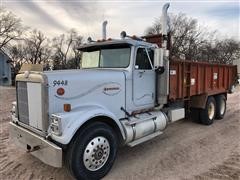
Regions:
[[208, 102, 215, 120], [83, 136, 110, 171], [220, 99, 225, 115]]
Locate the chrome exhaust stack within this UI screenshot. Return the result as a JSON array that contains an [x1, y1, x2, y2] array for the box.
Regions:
[[102, 20, 108, 40], [161, 3, 170, 36], [155, 3, 170, 106], [160, 3, 170, 49]]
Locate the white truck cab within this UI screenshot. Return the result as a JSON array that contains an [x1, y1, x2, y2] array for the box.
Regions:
[[10, 3, 184, 179]]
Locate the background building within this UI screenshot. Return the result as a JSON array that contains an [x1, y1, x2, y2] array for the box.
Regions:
[[0, 49, 12, 86]]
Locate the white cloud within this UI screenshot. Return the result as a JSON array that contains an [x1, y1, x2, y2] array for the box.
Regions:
[[3, 0, 239, 41]]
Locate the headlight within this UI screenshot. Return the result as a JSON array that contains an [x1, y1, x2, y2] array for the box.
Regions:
[[11, 101, 17, 118], [50, 114, 62, 136], [11, 105, 15, 114]]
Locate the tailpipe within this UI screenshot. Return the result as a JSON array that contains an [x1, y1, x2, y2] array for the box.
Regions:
[[161, 3, 170, 36], [102, 20, 108, 40]]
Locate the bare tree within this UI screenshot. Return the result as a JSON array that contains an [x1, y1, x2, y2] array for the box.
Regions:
[[52, 29, 83, 69], [8, 43, 25, 66], [145, 17, 162, 35], [210, 39, 240, 64], [146, 13, 240, 64], [7, 29, 51, 79], [0, 8, 25, 49], [71, 33, 83, 69], [22, 29, 51, 64], [145, 13, 215, 61], [7, 44, 24, 83], [52, 34, 71, 69]]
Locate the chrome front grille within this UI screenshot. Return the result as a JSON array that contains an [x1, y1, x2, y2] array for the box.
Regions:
[[15, 73, 48, 134], [17, 81, 29, 125]]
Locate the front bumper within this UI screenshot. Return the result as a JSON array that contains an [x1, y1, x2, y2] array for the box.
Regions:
[[9, 122, 62, 167]]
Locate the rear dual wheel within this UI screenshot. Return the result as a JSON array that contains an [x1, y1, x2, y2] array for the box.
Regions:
[[198, 95, 226, 125], [199, 96, 216, 125], [215, 95, 226, 119]]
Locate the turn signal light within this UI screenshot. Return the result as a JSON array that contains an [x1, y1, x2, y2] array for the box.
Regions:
[[57, 88, 65, 96], [64, 104, 71, 112]]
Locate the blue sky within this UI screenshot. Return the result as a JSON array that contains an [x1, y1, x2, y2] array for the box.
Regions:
[[3, 0, 240, 41]]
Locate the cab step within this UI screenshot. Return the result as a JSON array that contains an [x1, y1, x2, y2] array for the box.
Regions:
[[127, 131, 163, 147]]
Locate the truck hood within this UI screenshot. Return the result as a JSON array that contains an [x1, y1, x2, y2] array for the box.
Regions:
[[45, 69, 126, 119]]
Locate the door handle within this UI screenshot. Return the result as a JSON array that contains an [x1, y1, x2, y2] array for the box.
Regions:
[[139, 70, 145, 74], [138, 70, 145, 77]]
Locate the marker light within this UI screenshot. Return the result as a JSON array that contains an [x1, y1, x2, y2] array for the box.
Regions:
[[57, 88, 65, 96], [120, 31, 127, 39], [64, 104, 71, 112]]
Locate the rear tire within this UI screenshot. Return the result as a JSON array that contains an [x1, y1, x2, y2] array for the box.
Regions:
[[65, 122, 118, 180], [199, 96, 216, 125], [215, 95, 226, 119]]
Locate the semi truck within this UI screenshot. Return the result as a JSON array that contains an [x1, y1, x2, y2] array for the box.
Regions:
[[9, 3, 238, 180]]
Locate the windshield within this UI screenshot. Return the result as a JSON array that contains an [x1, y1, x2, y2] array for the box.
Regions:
[[81, 47, 131, 68]]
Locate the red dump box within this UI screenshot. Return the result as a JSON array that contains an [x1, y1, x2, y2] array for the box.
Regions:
[[143, 34, 238, 102], [169, 60, 237, 101]]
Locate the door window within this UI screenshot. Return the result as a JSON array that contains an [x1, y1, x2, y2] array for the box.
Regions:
[[135, 48, 154, 70]]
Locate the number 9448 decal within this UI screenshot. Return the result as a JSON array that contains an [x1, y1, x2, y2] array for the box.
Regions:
[[53, 80, 68, 87]]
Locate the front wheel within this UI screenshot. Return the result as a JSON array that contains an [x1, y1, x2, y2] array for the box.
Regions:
[[66, 122, 118, 180]]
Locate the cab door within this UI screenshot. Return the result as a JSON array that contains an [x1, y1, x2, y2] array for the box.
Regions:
[[133, 47, 155, 107]]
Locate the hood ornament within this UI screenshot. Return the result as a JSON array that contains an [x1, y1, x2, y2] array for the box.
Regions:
[[24, 71, 30, 78]]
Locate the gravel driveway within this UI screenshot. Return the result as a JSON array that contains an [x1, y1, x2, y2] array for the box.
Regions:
[[0, 86, 239, 180]]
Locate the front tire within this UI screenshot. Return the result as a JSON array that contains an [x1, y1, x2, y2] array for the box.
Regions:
[[199, 96, 216, 125], [66, 122, 118, 180]]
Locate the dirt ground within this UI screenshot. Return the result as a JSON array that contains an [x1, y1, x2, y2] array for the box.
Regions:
[[0, 86, 239, 180]]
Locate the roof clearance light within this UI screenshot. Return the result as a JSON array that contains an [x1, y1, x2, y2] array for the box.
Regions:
[[87, 37, 92, 43], [132, 35, 137, 39], [57, 88, 65, 96], [120, 31, 127, 39]]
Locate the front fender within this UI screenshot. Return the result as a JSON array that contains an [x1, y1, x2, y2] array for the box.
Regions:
[[50, 105, 126, 145]]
